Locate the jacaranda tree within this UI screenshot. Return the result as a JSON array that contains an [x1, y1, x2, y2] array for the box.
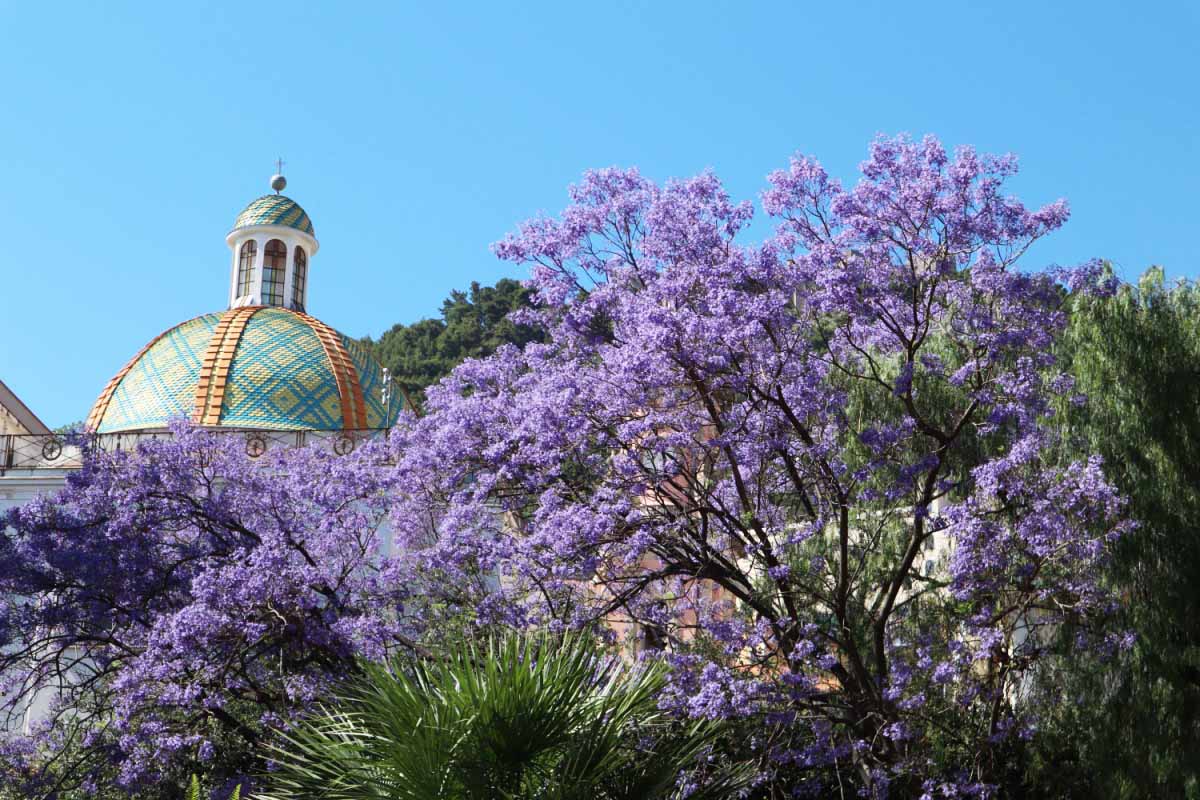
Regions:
[[0, 425, 438, 798], [387, 135, 1132, 796]]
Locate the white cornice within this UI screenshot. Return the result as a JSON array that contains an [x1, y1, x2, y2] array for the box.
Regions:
[[225, 224, 320, 256]]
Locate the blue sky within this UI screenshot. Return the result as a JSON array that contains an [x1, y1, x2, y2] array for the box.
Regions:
[[1, 1, 1196, 427]]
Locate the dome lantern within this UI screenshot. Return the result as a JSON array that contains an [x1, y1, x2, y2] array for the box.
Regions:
[[225, 170, 318, 312]]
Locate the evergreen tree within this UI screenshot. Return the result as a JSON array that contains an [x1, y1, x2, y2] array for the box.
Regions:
[[363, 278, 544, 403], [1032, 267, 1200, 798]]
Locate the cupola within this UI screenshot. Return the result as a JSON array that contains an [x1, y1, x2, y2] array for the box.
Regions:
[[226, 169, 319, 311]]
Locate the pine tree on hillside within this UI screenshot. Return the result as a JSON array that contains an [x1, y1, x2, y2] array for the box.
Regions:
[[363, 278, 544, 404]]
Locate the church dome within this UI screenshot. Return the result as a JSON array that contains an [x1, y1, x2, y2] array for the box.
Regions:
[[86, 307, 398, 433], [232, 195, 315, 236]]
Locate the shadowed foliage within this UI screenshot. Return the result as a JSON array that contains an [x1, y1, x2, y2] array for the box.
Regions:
[[1027, 267, 1200, 798]]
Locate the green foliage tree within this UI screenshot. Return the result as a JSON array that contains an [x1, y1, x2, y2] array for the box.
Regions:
[[362, 278, 544, 404], [1031, 266, 1200, 798], [257, 632, 751, 800]]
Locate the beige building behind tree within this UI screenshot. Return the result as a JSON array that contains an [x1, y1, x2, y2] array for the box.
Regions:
[[0, 379, 73, 524], [0, 379, 50, 437]]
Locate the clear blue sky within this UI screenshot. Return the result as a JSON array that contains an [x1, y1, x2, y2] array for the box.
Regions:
[[1, 1, 1196, 427]]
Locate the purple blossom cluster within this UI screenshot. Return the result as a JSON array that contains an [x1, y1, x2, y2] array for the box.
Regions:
[[0, 134, 1130, 797], [386, 134, 1129, 793], [0, 423, 438, 792]]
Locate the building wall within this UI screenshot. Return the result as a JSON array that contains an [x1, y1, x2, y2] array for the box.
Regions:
[[0, 404, 29, 436], [0, 471, 70, 735], [0, 472, 68, 514]]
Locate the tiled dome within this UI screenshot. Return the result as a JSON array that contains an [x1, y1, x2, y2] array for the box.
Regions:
[[86, 307, 398, 433], [232, 195, 315, 236]]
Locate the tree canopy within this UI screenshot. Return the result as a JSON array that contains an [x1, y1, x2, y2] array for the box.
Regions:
[[0, 136, 1156, 799], [387, 136, 1131, 797], [0, 425, 446, 796], [362, 278, 544, 403], [1027, 267, 1200, 798]]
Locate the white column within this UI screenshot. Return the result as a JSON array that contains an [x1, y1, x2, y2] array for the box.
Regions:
[[253, 235, 266, 306], [228, 242, 240, 309], [282, 239, 295, 311]]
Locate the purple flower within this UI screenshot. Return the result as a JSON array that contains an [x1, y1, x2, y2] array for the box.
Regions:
[[1, 134, 1131, 797]]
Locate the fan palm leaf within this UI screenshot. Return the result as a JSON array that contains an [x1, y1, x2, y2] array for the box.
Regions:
[[257, 632, 751, 799]]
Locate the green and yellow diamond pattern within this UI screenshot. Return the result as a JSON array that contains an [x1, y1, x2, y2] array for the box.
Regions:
[[231, 195, 314, 236], [342, 334, 403, 428], [219, 308, 342, 429], [98, 314, 222, 433], [90, 306, 406, 432]]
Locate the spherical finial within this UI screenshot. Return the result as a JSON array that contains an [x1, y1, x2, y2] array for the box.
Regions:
[[270, 174, 287, 193]]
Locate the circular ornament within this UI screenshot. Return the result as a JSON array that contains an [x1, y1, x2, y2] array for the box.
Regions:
[[334, 434, 356, 456], [41, 438, 63, 461], [245, 434, 268, 458]]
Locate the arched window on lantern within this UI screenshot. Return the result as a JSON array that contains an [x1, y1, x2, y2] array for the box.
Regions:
[[292, 246, 307, 311], [263, 239, 286, 306], [236, 240, 257, 299]]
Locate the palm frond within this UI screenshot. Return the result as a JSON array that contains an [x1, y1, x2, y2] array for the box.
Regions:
[[258, 631, 753, 800]]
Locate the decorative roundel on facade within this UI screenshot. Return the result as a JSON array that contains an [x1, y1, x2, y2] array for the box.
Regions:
[[333, 434, 356, 456], [245, 433, 268, 458], [84, 307, 402, 434], [41, 438, 62, 461]]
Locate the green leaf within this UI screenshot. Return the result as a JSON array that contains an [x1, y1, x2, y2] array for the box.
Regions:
[[256, 631, 752, 800]]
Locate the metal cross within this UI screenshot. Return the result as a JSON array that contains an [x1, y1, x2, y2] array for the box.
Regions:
[[275, 157, 285, 175]]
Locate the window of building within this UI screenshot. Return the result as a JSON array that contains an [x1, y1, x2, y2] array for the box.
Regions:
[[292, 246, 307, 311], [263, 239, 286, 306], [236, 240, 257, 298]]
